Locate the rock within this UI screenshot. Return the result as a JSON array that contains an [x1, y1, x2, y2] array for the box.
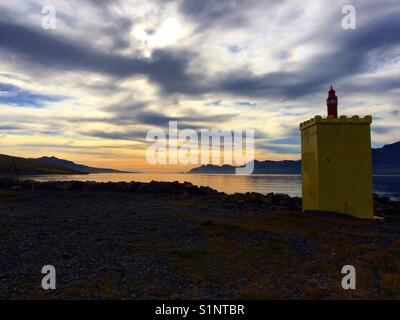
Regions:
[[182, 181, 194, 191], [127, 182, 141, 192], [379, 196, 391, 204], [198, 186, 218, 195], [56, 182, 73, 191], [273, 193, 292, 206], [69, 181, 84, 191], [83, 181, 97, 191]]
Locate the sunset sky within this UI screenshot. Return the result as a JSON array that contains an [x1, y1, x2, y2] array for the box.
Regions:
[[0, 0, 399, 172]]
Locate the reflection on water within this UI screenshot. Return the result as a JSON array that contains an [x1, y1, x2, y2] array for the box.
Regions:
[[373, 176, 400, 200], [22, 173, 400, 200]]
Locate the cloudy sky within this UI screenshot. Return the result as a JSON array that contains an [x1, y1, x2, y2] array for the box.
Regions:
[[0, 0, 399, 171]]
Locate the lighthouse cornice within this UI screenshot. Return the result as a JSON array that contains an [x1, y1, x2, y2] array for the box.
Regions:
[[299, 115, 372, 130]]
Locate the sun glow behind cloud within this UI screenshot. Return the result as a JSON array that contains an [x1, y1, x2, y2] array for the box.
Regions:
[[0, 0, 399, 171]]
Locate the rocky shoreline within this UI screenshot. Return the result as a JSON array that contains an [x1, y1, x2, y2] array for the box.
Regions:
[[1, 179, 302, 211], [0, 179, 399, 299], [1, 179, 398, 216]]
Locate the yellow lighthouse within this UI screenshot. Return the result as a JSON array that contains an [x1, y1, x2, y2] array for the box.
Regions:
[[299, 87, 374, 218]]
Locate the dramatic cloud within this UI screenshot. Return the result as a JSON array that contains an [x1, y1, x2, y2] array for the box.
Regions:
[[0, 83, 64, 107], [0, 0, 399, 169]]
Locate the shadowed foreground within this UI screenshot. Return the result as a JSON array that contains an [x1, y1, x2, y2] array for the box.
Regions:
[[0, 180, 399, 299]]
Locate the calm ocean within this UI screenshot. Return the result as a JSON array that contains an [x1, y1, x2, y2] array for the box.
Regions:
[[22, 173, 400, 200]]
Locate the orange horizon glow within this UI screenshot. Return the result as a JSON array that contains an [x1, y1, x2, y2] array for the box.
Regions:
[[0, 147, 300, 173]]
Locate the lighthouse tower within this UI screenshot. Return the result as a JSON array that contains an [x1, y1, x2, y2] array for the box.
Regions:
[[327, 86, 338, 118], [299, 87, 374, 218]]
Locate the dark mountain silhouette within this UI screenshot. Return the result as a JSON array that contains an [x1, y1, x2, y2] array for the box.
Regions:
[[372, 141, 400, 174], [189, 141, 400, 175], [188, 160, 301, 174], [0, 154, 82, 176], [37, 156, 129, 173], [188, 164, 237, 174], [250, 160, 301, 174]]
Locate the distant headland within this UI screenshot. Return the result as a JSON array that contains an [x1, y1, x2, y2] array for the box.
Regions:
[[188, 141, 400, 175], [0, 154, 131, 176]]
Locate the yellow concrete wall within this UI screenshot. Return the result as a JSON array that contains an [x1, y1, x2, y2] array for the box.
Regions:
[[300, 116, 374, 218], [300, 124, 319, 210]]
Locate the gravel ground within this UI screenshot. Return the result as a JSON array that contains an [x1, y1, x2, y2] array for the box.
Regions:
[[0, 185, 399, 299]]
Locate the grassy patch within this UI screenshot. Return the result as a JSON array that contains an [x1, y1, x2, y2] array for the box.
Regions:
[[61, 278, 127, 299], [169, 211, 400, 299], [126, 280, 174, 299], [171, 245, 211, 259], [380, 272, 400, 299], [167, 235, 296, 295], [0, 289, 9, 300], [199, 219, 250, 237], [123, 235, 173, 256], [0, 229, 16, 240], [0, 188, 17, 199], [175, 198, 202, 209]]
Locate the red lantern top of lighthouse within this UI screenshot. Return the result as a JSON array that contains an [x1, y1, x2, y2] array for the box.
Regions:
[[327, 86, 338, 118]]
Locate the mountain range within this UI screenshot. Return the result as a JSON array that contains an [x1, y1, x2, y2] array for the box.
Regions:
[[188, 160, 301, 174], [188, 141, 400, 175], [0, 155, 128, 176], [371, 141, 400, 174], [1, 140, 399, 176], [37, 156, 128, 173], [0, 154, 82, 176]]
